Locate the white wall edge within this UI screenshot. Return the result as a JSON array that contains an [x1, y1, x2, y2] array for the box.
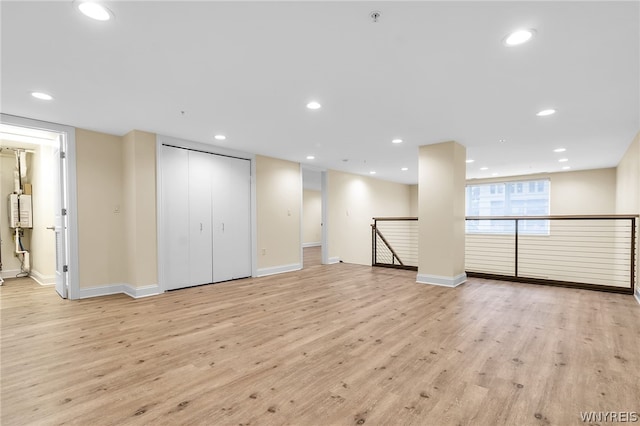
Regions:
[[328, 256, 341, 264], [416, 273, 467, 288], [1, 269, 22, 280], [123, 284, 161, 299], [635, 289, 640, 306], [256, 263, 302, 277], [30, 270, 56, 286], [303, 242, 321, 248]]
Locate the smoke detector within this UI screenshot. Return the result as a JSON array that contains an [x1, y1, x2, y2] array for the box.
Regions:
[[370, 11, 381, 23]]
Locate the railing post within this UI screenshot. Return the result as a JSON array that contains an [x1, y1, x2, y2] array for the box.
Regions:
[[372, 220, 377, 266], [514, 218, 519, 278]]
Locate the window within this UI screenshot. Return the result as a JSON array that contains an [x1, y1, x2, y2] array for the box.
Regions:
[[466, 179, 550, 234]]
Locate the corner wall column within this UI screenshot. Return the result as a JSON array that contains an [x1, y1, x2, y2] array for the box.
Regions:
[[417, 141, 467, 287]]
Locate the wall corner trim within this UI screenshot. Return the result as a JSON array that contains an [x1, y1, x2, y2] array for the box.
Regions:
[[328, 257, 341, 264], [78, 283, 161, 299], [256, 263, 301, 277], [416, 273, 467, 288], [30, 270, 56, 286]]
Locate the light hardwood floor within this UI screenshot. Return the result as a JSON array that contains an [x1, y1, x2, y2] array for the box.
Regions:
[[303, 246, 322, 267], [1, 265, 639, 425]]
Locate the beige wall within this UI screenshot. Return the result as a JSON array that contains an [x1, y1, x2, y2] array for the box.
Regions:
[[256, 155, 301, 271], [327, 169, 412, 265], [468, 168, 617, 215], [122, 130, 158, 287], [409, 184, 418, 217], [615, 131, 640, 297], [303, 189, 321, 245], [76, 129, 126, 288]]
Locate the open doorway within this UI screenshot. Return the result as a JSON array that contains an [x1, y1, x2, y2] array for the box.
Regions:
[[0, 115, 78, 299], [301, 167, 326, 268]]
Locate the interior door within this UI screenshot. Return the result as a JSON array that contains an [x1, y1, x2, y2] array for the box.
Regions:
[[212, 155, 251, 282], [53, 134, 67, 298], [188, 151, 214, 286], [162, 146, 190, 290]]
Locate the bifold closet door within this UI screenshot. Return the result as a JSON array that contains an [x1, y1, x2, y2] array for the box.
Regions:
[[161, 145, 190, 290], [187, 150, 214, 286], [212, 155, 252, 282]]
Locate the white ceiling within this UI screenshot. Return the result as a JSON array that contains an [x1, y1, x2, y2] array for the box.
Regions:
[[1, 1, 638, 184]]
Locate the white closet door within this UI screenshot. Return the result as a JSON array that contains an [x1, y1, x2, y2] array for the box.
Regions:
[[162, 146, 190, 290], [188, 151, 214, 286], [212, 155, 251, 282]]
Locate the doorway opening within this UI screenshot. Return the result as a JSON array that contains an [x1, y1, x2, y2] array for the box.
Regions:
[[0, 115, 78, 299], [302, 167, 327, 268]]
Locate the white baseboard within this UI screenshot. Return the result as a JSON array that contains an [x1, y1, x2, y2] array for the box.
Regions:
[[416, 272, 467, 288], [1, 269, 21, 279], [124, 284, 161, 299], [30, 269, 56, 286], [79, 283, 161, 299], [328, 257, 341, 264], [635, 290, 640, 306], [302, 242, 321, 248], [256, 263, 302, 277]]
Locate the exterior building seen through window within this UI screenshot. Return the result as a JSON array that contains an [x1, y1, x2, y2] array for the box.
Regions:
[[466, 179, 550, 234]]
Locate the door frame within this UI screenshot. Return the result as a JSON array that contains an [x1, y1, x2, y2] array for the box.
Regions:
[[300, 165, 329, 265], [0, 113, 79, 299], [155, 134, 256, 293]]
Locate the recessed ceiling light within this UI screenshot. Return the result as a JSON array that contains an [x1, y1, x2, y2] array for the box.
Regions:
[[465, 159, 475, 163], [401, 167, 408, 171], [504, 29, 535, 46], [369, 171, 376, 175], [31, 92, 53, 101], [214, 134, 226, 141], [77, 1, 113, 21], [306, 101, 321, 110], [498, 139, 506, 143], [492, 173, 499, 177], [392, 139, 403, 144], [306, 155, 315, 160], [553, 148, 566, 153], [559, 158, 569, 162], [536, 109, 556, 116], [480, 167, 489, 171], [562, 166, 571, 170]]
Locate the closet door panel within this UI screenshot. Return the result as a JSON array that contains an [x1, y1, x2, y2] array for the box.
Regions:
[[161, 146, 190, 290], [211, 156, 233, 282], [188, 151, 214, 286]]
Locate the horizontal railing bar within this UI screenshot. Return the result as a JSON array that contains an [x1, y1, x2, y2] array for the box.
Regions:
[[373, 217, 418, 221], [466, 215, 638, 220]]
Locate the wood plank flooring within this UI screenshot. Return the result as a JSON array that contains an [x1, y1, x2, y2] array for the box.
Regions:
[[303, 246, 322, 267], [1, 264, 639, 425]]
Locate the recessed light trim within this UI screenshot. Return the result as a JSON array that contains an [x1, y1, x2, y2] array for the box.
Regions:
[[465, 159, 475, 163], [559, 158, 569, 163], [536, 109, 556, 117], [306, 155, 315, 160], [504, 29, 535, 46], [306, 101, 321, 110], [392, 139, 403, 144], [369, 171, 376, 175], [553, 148, 566, 153], [562, 166, 571, 170], [480, 167, 489, 171], [492, 173, 499, 177], [401, 167, 408, 171], [214, 134, 226, 141], [31, 92, 53, 101], [77, 1, 113, 21]]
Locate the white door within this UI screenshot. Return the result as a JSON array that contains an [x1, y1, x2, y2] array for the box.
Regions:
[[212, 155, 251, 282], [162, 146, 190, 290], [53, 135, 67, 298], [188, 151, 214, 286]]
